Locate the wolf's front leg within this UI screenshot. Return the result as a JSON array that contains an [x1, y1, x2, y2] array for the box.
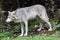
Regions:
[[19, 23, 24, 36], [24, 21, 28, 36]]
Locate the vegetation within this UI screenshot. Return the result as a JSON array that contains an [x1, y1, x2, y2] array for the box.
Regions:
[[0, 19, 60, 40], [0, 30, 60, 40], [0, 0, 60, 40]]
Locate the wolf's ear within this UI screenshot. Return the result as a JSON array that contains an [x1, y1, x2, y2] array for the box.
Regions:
[[8, 11, 11, 13]]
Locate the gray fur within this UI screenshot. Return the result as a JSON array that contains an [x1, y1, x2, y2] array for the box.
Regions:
[[6, 4, 52, 36]]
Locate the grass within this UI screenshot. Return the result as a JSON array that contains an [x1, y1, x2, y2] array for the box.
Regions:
[[13, 35, 60, 40], [0, 10, 60, 40], [0, 30, 60, 40]]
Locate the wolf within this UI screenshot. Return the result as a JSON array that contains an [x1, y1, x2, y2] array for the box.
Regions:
[[6, 4, 52, 36]]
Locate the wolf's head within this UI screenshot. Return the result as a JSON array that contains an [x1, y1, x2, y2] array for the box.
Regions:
[[6, 11, 16, 22]]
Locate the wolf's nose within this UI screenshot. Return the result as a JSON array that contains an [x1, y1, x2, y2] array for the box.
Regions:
[[6, 20, 8, 22], [6, 18, 12, 22]]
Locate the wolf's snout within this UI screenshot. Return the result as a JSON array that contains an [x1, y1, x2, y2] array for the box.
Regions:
[[6, 18, 12, 22]]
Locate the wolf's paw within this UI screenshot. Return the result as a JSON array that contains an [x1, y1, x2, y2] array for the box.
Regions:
[[48, 28, 52, 31], [19, 34, 23, 36], [24, 33, 28, 36], [37, 29, 41, 31]]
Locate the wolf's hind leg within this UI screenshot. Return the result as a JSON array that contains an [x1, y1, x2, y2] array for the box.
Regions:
[[37, 22, 43, 31], [36, 17, 43, 31], [41, 17, 52, 31], [45, 21, 52, 31], [38, 12, 52, 31]]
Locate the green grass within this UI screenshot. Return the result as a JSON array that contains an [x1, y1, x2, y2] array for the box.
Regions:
[[0, 31, 60, 40], [0, 19, 60, 40], [13, 35, 60, 40]]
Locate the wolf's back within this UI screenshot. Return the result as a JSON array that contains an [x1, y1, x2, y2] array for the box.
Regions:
[[13, 4, 48, 21]]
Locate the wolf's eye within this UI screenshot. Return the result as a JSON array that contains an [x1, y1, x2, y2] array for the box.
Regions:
[[8, 16, 11, 18], [12, 16, 16, 19], [13, 13, 15, 15]]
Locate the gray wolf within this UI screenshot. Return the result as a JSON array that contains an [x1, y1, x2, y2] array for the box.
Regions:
[[6, 4, 52, 36]]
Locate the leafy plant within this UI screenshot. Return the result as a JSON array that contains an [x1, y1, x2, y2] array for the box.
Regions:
[[51, 20, 58, 27]]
